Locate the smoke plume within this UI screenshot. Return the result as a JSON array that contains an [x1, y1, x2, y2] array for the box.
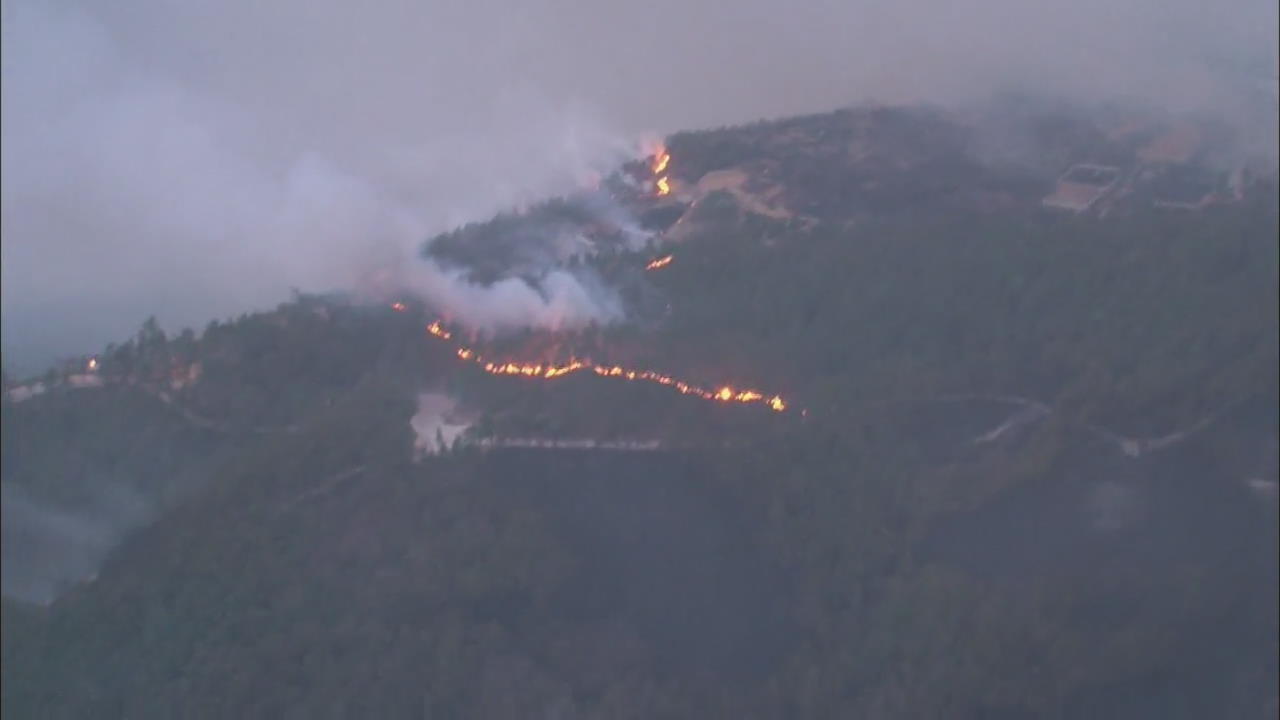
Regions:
[[1, 482, 149, 605], [394, 259, 626, 334], [3, 0, 1276, 371]]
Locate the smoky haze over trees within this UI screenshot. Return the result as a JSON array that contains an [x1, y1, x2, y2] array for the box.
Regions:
[[2, 154, 1276, 714], [2, 0, 1277, 370], [1, 2, 1278, 717]]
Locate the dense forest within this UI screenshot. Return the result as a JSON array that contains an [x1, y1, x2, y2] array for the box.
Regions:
[[3, 105, 1277, 718]]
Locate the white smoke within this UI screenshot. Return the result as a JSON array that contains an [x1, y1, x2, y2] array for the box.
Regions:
[[409, 392, 472, 457], [1, 1, 646, 370], [8, 0, 1274, 370], [1, 481, 149, 605], [377, 255, 625, 334]]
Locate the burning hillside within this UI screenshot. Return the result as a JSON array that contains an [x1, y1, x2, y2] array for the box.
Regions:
[[404, 106, 1276, 427], [425, 316, 786, 413], [5, 92, 1276, 720], [651, 147, 670, 175], [645, 254, 673, 270], [649, 142, 672, 196]]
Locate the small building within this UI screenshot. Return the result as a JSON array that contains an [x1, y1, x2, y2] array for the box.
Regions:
[[4, 382, 47, 403], [1041, 164, 1123, 214], [66, 374, 105, 389]]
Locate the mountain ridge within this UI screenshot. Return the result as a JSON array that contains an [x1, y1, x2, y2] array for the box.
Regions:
[[3, 99, 1277, 719]]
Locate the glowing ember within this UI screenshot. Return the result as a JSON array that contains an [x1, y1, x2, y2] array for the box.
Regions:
[[655, 176, 671, 196], [390, 302, 407, 312], [645, 254, 674, 270], [86, 357, 99, 372], [425, 319, 787, 412]]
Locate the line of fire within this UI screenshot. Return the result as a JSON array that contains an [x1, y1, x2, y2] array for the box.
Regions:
[[422, 319, 786, 413], [399, 146, 785, 412]]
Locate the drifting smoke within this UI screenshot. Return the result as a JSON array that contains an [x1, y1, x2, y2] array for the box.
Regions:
[[409, 392, 474, 457], [393, 260, 626, 334], [570, 189, 655, 251], [1, 482, 149, 605], [0, 1, 645, 371], [3, 0, 1276, 369]]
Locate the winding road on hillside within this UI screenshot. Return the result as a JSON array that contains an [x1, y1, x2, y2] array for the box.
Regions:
[[4, 370, 1231, 461]]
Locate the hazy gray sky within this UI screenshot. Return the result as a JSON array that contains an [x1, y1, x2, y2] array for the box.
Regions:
[[2, 0, 1276, 372]]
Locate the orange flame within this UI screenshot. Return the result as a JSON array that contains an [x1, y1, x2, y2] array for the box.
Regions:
[[390, 302, 407, 312], [651, 147, 670, 174], [426, 321, 452, 340], [655, 177, 671, 196], [425, 319, 786, 412], [645, 254, 674, 270]]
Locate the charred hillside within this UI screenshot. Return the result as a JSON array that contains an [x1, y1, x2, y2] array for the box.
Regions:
[[3, 100, 1278, 719]]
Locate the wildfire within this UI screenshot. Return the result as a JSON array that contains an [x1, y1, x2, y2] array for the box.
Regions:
[[426, 320, 786, 412], [648, 143, 672, 197], [645, 254, 674, 270], [651, 147, 670, 174], [426, 320, 452, 340], [390, 302, 407, 312], [86, 357, 99, 372]]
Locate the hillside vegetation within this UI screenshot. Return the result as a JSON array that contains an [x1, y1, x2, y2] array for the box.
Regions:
[[3, 103, 1277, 719]]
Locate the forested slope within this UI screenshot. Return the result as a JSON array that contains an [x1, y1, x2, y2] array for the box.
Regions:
[[3, 105, 1277, 719]]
